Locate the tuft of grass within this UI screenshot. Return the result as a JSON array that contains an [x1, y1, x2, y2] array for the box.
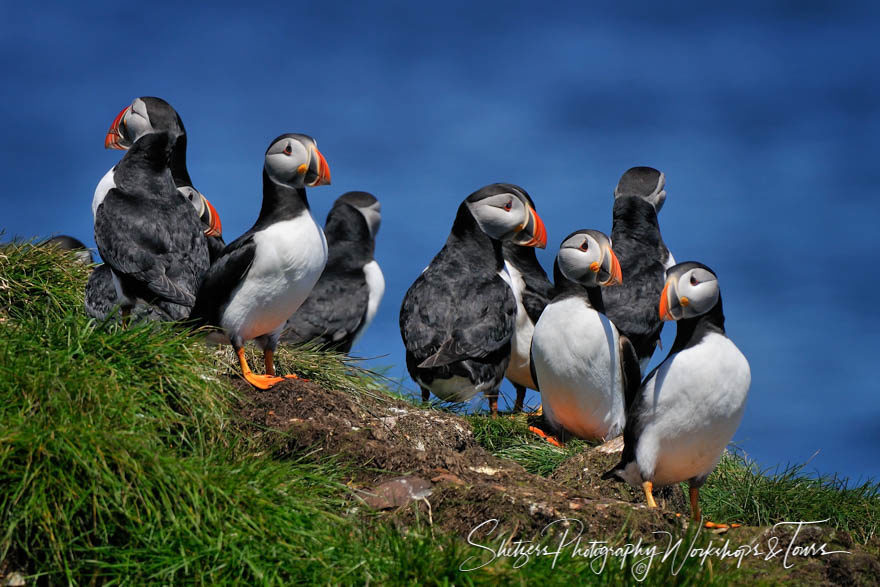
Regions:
[[702, 450, 880, 544], [467, 413, 589, 476], [468, 411, 880, 546]]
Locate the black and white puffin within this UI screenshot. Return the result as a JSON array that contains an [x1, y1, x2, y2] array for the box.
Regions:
[[399, 183, 547, 415], [501, 238, 553, 412], [603, 262, 750, 522], [94, 122, 211, 321], [601, 166, 675, 374], [282, 191, 384, 352], [190, 134, 331, 390], [94, 96, 223, 257], [87, 97, 224, 321], [41, 235, 94, 264], [85, 190, 223, 321], [530, 229, 641, 440]]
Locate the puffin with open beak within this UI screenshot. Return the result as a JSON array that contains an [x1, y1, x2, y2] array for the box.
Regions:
[[530, 229, 640, 443], [399, 183, 547, 416], [190, 134, 331, 390], [603, 262, 750, 525]]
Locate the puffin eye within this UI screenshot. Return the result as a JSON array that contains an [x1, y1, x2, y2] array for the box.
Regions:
[[579, 240, 589, 252], [690, 274, 699, 286], [284, 143, 292, 155], [503, 200, 513, 211]]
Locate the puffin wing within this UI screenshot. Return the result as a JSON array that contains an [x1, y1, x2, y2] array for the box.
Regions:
[[283, 271, 368, 349], [602, 357, 661, 481], [190, 234, 257, 325], [618, 334, 642, 412], [520, 273, 553, 324], [95, 190, 200, 307], [404, 274, 516, 368]]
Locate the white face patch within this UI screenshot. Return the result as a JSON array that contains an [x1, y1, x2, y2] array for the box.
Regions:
[[122, 98, 155, 143], [557, 233, 604, 285], [265, 137, 311, 186], [177, 186, 205, 215], [676, 268, 719, 317], [466, 192, 528, 240], [357, 201, 382, 240]]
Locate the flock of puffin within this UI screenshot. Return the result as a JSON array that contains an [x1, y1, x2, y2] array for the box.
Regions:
[[48, 96, 750, 522]]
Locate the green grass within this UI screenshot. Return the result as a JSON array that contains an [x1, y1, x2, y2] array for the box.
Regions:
[[0, 241, 871, 584], [702, 450, 879, 544], [466, 412, 880, 547], [466, 413, 590, 476]]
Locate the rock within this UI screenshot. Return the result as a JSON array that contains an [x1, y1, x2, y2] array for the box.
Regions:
[[358, 477, 433, 510]]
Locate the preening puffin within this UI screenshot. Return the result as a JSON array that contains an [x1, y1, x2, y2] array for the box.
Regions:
[[282, 191, 384, 352], [94, 96, 223, 256], [601, 166, 675, 374], [87, 97, 224, 321], [86, 190, 223, 320], [94, 127, 210, 321], [603, 262, 750, 522], [501, 239, 553, 412], [399, 183, 547, 415], [190, 134, 331, 390], [530, 229, 640, 440]]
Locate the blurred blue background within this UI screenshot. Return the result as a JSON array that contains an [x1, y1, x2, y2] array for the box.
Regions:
[[2, 2, 878, 481]]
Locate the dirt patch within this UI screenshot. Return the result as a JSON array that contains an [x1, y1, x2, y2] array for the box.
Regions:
[[232, 375, 673, 541], [551, 437, 689, 513], [231, 374, 880, 584]]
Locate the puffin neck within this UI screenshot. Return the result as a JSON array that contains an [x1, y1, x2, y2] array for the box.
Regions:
[[168, 133, 193, 188], [114, 133, 176, 196], [255, 169, 310, 227], [441, 201, 504, 272], [551, 260, 606, 312], [668, 294, 726, 354], [324, 205, 373, 269], [611, 196, 662, 248]]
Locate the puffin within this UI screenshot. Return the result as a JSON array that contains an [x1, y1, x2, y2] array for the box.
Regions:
[[41, 235, 93, 264], [501, 238, 553, 412], [399, 183, 547, 415], [603, 262, 750, 523], [85, 185, 222, 320], [94, 125, 210, 321], [601, 166, 675, 374], [282, 191, 384, 352], [95, 96, 223, 258], [190, 133, 331, 390], [530, 229, 641, 441], [86, 97, 225, 321]]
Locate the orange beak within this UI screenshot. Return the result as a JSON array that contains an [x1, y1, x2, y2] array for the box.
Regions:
[[104, 106, 130, 150], [602, 248, 623, 286], [519, 207, 548, 249], [659, 281, 674, 321], [307, 147, 331, 186], [202, 196, 223, 238]]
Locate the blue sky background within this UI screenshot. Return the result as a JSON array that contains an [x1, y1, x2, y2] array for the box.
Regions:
[[2, 2, 878, 481]]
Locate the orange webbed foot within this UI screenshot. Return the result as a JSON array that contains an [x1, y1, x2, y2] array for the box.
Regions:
[[244, 372, 284, 390], [284, 373, 310, 382], [528, 425, 564, 448]]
